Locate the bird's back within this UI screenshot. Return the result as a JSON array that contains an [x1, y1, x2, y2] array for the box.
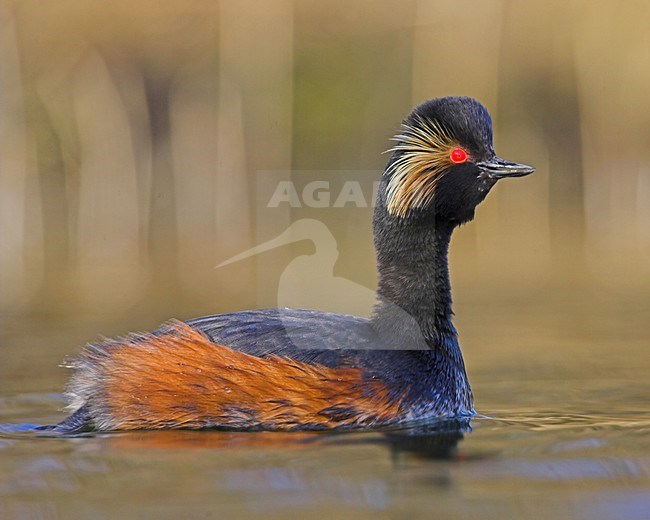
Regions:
[[186, 307, 374, 367], [59, 308, 436, 432]]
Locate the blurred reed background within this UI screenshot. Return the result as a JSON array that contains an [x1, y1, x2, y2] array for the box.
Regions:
[[1, 1, 649, 391]]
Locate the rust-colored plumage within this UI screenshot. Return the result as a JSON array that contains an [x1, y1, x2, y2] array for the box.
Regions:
[[66, 320, 405, 431]]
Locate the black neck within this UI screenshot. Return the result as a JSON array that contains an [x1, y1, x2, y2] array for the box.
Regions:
[[368, 183, 473, 415], [370, 189, 457, 351]]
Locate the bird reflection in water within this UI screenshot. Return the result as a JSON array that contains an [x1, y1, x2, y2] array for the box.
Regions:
[[76, 417, 471, 462]]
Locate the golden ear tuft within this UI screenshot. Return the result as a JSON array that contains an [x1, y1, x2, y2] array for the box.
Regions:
[[385, 116, 462, 218]]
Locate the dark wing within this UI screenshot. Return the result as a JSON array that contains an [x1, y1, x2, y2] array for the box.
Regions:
[[186, 308, 375, 368]]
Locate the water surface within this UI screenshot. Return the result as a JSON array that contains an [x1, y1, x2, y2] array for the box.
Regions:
[[1, 291, 648, 519]]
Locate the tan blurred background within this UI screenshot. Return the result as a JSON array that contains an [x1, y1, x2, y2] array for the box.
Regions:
[[1, 1, 649, 392]]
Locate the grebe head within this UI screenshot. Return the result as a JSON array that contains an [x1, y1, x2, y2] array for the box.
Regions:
[[382, 96, 535, 225]]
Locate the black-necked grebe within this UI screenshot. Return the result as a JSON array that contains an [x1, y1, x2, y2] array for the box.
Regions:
[[57, 96, 534, 432]]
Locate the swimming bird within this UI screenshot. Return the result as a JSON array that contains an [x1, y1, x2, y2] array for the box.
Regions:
[[57, 96, 534, 432]]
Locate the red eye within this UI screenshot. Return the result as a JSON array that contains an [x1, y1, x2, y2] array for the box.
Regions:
[[449, 148, 468, 164]]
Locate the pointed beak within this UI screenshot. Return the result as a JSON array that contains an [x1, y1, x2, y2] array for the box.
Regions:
[[216, 232, 294, 268], [477, 156, 535, 179], [216, 219, 330, 268]]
